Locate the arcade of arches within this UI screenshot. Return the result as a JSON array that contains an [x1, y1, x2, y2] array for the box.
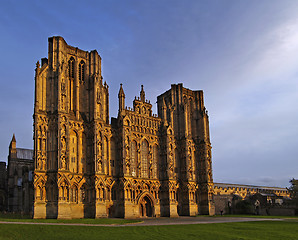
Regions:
[[33, 36, 215, 219]]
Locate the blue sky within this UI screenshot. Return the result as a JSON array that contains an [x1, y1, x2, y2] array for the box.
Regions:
[[0, 0, 297, 187]]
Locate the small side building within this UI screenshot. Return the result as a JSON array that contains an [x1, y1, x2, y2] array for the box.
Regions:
[[0, 161, 7, 211], [213, 182, 292, 215], [7, 135, 34, 214]]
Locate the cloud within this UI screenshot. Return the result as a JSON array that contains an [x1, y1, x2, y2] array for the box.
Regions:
[[209, 11, 298, 188], [0, 0, 297, 188]]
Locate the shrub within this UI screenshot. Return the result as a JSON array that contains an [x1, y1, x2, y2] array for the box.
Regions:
[[235, 200, 255, 214]]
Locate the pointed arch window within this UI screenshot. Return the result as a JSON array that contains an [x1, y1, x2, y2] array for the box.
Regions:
[[103, 136, 108, 174], [79, 60, 85, 82], [110, 137, 116, 175], [131, 141, 137, 177], [153, 145, 159, 179], [141, 140, 149, 178], [189, 98, 193, 135], [68, 57, 75, 78], [68, 57, 75, 111], [69, 130, 78, 173], [72, 185, 78, 203], [81, 133, 87, 173]]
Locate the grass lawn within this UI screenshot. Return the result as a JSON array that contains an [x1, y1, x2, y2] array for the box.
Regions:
[[0, 213, 140, 224], [215, 214, 298, 219], [0, 220, 298, 240], [0, 217, 140, 224]]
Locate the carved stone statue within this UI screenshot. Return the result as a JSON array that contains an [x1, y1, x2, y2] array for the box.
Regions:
[[97, 159, 103, 172], [97, 140, 102, 156], [61, 155, 66, 169], [125, 159, 130, 174], [61, 137, 66, 150], [125, 146, 130, 159]]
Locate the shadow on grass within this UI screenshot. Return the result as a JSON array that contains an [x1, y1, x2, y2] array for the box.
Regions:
[[0, 212, 140, 224]]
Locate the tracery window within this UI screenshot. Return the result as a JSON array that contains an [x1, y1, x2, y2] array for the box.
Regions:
[[141, 140, 149, 178]]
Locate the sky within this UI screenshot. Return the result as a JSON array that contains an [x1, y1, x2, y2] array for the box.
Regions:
[[0, 0, 297, 188]]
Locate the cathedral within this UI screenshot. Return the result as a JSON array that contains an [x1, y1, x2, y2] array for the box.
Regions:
[[33, 36, 215, 219]]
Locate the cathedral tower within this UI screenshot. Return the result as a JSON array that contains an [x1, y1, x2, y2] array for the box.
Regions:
[[34, 36, 110, 218], [157, 83, 215, 215]]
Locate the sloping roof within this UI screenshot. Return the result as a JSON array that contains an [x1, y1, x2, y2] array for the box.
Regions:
[[16, 148, 33, 160], [257, 193, 276, 197], [214, 182, 288, 191]]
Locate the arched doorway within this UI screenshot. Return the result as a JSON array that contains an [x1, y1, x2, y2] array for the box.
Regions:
[[139, 195, 153, 217]]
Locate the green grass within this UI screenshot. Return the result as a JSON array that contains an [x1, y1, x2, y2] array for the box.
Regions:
[[0, 213, 31, 219], [0, 213, 140, 224], [0, 218, 140, 224], [216, 214, 298, 219], [0, 221, 298, 240]]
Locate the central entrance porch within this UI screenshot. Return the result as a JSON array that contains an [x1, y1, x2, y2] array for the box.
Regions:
[[139, 195, 153, 217]]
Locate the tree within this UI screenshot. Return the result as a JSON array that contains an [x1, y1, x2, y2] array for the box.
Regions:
[[235, 200, 255, 214], [288, 179, 298, 214]]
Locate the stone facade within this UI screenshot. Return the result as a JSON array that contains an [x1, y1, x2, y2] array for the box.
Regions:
[[33, 36, 215, 219], [7, 135, 34, 213]]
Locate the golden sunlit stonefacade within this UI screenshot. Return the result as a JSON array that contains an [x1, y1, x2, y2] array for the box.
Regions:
[[33, 36, 215, 219]]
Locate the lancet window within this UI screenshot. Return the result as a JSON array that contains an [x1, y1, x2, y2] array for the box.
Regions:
[[81, 133, 87, 173], [59, 181, 69, 201], [68, 57, 75, 111], [103, 136, 108, 174], [153, 144, 158, 179], [68, 57, 75, 78], [71, 185, 78, 203], [131, 141, 137, 177], [79, 60, 85, 82], [110, 137, 116, 175], [141, 140, 149, 178], [69, 131, 78, 173]]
